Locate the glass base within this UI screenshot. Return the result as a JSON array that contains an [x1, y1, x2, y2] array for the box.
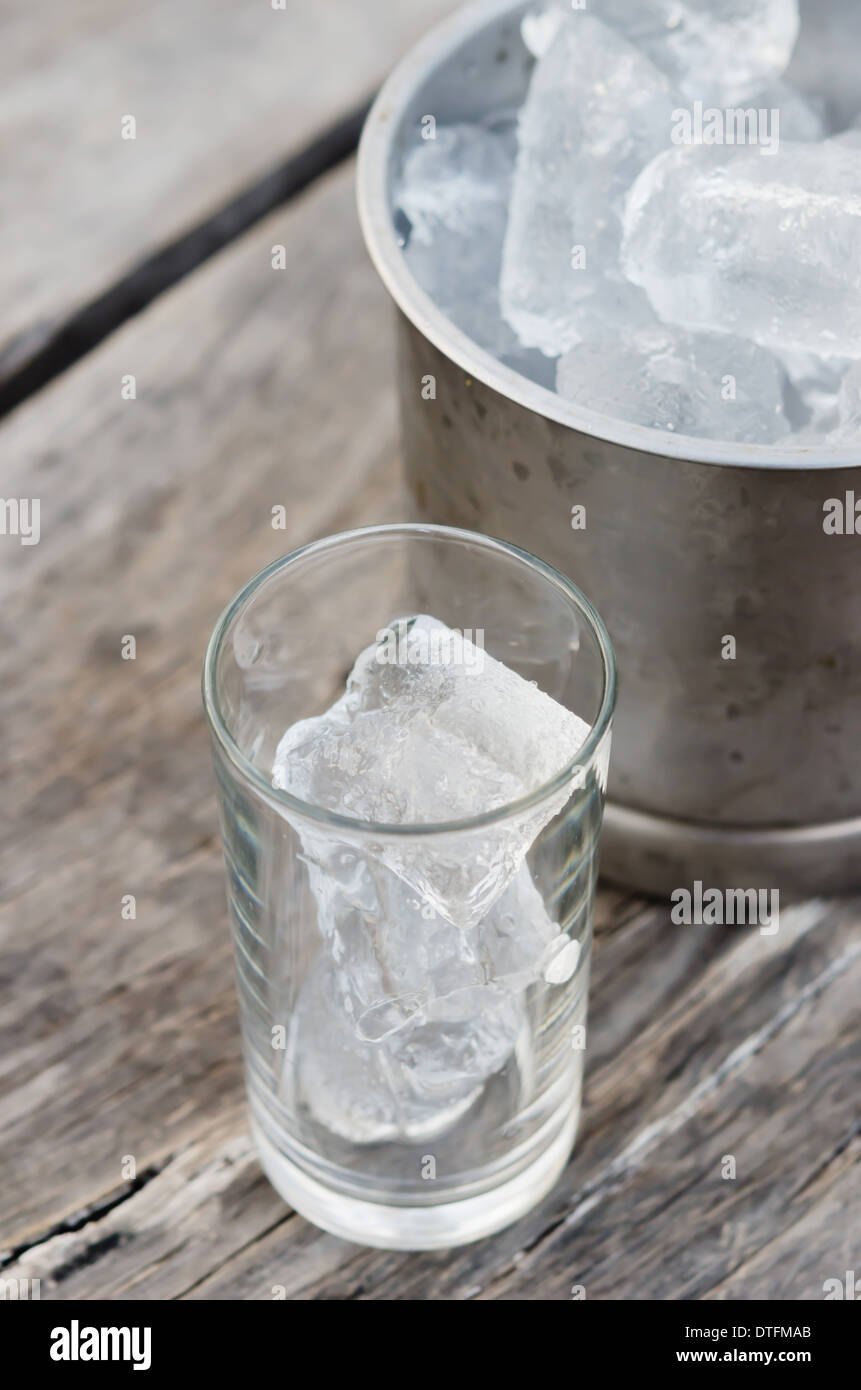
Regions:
[[250, 1111, 578, 1251]]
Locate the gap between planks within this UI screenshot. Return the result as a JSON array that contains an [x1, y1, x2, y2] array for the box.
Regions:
[[0, 101, 368, 421]]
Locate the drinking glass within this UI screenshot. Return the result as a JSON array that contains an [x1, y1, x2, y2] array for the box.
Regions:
[[203, 523, 616, 1249]]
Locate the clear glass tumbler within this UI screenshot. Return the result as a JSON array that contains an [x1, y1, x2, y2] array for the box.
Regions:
[[203, 524, 616, 1249]]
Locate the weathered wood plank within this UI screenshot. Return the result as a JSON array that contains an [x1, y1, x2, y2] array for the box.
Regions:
[[0, 892, 734, 1297], [163, 899, 859, 1300], [704, 1160, 860, 1301], [0, 159, 406, 1250], [8, 884, 857, 1299], [1, 1117, 282, 1300], [474, 906, 860, 1301], [0, 0, 457, 384], [1, 144, 857, 1299]]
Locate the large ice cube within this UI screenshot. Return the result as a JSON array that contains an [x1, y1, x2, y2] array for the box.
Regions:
[[501, 12, 681, 357], [558, 279, 659, 351], [523, 2, 800, 105], [395, 122, 517, 357], [750, 80, 826, 143], [284, 816, 575, 1147], [784, 0, 861, 134], [622, 142, 861, 361], [299, 846, 561, 1043], [828, 363, 861, 443], [288, 954, 527, 1144], [273, 615, 590, 927], [830, 122, 861, 151], [556, 326, 789, 442], [778, 348, 849, 435], [274, 617, 591, 1145]]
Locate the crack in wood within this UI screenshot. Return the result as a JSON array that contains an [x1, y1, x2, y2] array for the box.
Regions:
[[0, 1158, 171, 1269], [0, 99, 371, 421], [788, 1116, 861, 1202], [52, 1230, 128, 1284]]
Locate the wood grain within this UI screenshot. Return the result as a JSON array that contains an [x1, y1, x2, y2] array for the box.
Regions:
[[0, 0, 457, 385], [0, 140, 858, 1300], [0, 160, 406, 1251], [5, 884, 857, 1299]]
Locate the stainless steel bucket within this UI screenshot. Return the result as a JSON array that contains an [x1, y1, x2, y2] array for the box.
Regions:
[[358, 0, 861, 895]]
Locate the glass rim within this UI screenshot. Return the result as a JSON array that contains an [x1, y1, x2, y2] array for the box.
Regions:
[[202, 522, 618, 837]]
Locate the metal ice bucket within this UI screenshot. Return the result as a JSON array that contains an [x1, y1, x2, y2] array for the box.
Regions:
[[358, 0, 861, 895]]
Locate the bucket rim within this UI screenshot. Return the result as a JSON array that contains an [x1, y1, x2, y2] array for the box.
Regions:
[[357, 0, 861, 473]]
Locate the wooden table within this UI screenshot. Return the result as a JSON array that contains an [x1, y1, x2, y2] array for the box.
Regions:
[[1, 1, 858, 1302]]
